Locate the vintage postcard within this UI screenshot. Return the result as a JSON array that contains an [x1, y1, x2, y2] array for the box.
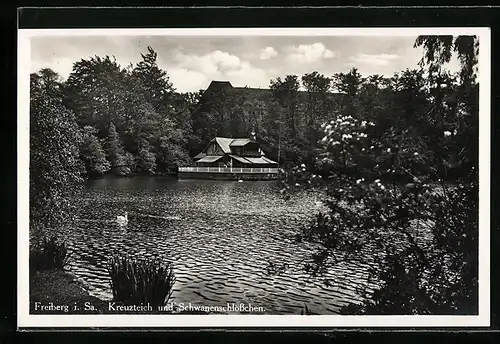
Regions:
[[18, 27, 490, 329]]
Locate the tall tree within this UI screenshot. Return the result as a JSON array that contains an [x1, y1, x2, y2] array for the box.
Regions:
[[132, 46, 175, 115], [79, 126, 111, 178], [30, 69, 84, 229], [331, 68, 364, 119], [135, 138, 157, 174], [270, 75, 302, 140], [64, 55, 130, 135], [105, 122, 132, 176], [301, 71, 332, 156]]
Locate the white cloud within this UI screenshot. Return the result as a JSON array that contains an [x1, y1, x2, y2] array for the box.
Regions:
[[225, 61, 270, 89], [259, 47, 278, 60], [167, 68, 209, 93], [30, 57, 76, 80], [169, 49, 269, 91], [285, 43, 335, 63], [173, 50, 243, 75], [349, 53, 401, 66]]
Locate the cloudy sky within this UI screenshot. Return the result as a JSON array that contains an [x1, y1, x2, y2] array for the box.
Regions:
[[30, 35, 460, 93]]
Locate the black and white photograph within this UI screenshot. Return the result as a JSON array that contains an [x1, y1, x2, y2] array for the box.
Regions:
[[17, 27, 490, 328]]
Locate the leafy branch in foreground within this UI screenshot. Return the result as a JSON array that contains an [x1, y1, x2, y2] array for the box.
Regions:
[[281, 35, 479, 315]]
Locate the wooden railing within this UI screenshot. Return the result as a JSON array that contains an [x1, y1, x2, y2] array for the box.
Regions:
[[179, 167, 279, 174]]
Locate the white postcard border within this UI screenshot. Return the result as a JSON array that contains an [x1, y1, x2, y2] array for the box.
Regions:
[[17, 27, 491, 328]]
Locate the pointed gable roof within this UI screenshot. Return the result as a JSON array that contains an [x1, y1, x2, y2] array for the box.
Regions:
[[214, 137, 234, 154]]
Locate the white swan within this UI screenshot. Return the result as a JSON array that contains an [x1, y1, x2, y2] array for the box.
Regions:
[[117, 212, 128, 226]]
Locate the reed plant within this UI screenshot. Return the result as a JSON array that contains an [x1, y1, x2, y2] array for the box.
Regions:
[[108, 254, 176, 307], [29, 236, 71, 272]]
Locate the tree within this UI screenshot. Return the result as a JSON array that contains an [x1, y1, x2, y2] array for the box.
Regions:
[[301, 71, 333, 161], [331, 68, 364, 121], [105, 122, 132, 176], [79, 126, 111, 178], [157, 133, 192, 171], [132, 46, 175, 116], [64, 55, 131, 135], [135, 138, 157, 174], [270, 75, 302, 140], [30, 69, 84, 229]]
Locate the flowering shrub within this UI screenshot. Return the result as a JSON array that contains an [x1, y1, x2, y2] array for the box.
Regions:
[[281, 100, 478, 315]]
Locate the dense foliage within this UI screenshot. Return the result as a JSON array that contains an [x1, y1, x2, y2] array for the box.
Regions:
[[29, 36, 481, 315], [30, 68, 84, 229], [281, 35, 480, 315]]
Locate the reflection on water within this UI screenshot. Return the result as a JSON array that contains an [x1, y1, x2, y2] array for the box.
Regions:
[[56, 177, 372, 314]]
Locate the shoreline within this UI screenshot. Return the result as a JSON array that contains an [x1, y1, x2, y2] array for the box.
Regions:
[[29, 269, 213, 315]]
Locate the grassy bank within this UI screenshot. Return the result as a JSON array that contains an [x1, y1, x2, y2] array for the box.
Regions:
[[30, 269, 110, 314]]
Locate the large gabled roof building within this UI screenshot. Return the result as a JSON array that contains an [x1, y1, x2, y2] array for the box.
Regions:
[[193, 132, 278, 168]]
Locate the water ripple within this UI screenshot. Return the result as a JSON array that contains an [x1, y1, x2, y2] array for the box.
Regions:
[[54, 177, 377, 314]]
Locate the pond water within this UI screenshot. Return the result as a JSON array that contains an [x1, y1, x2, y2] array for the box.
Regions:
[[57, 176, 374, 314]]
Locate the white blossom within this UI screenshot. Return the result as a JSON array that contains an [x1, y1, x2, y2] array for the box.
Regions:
[[387, 148, 391, 153], [444, 131, 452, 137], [414, 152, 419, 156]]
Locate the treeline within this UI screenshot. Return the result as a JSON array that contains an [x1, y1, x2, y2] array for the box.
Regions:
[[31, 44, 477, 181], [32, 47, 202, 179], [189, 65, 477, 175]]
